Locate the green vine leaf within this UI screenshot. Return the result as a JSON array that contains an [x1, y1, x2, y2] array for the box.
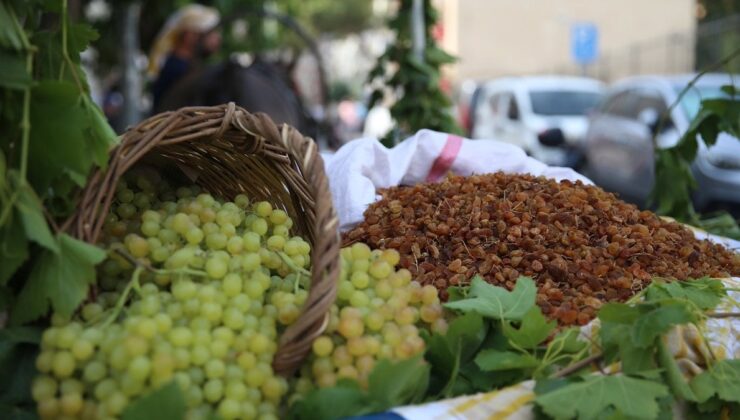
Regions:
[[16, 179, 58, 252], [475, 350, 540, 371], [535, 375, 669, 420], [0, 2, 24, 51], [444, 276, 536, 321], [502, 306, 556, 349], [0, 51, 31, 90], [121, 381, 186, 420], [11, 233, 106, 324], [0, 214, 28, 286], [689, 359, 740, 404], [27, 80, 114, 198]]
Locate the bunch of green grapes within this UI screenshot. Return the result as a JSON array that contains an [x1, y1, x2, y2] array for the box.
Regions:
[[31, 175, 311, 420], [291, 243, 447, 395]]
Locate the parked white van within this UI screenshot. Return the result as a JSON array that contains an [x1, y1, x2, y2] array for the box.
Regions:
[[470, 76, 604, 167]]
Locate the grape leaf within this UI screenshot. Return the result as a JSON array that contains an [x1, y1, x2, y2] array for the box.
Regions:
[[424, 313, 486, 397], [0, 213, 28, 286], [502, 306, 556, 349], [644, 278, 726, 311], [631, 302, 695, 348], [290, 357, 429, 420], [535, 375, 669, 420], [16, 180, 58, 252], [475, 350, 540, 371], [0, 51, 31, 90], [11, 233, 106, 324], [550, 327, 587, 354], [66, 22, 99, 58], [27, 81, 114, 196], [0, 2, 23, 50], [656, 339, 696, 401], [367, 355, 429, 407], [689, 359, 740, 404], [288, 380, 370, 420], [0, 327, 41, 410], [444, 276, 536, 321], [121, 381, 186, 420]]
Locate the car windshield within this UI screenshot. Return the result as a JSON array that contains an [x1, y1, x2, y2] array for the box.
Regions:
[[675, 84, 732, 120], [529, 90, 602, 116]]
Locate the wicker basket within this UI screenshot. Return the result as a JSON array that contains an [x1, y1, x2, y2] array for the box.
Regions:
[[63, 103, 341, 375]]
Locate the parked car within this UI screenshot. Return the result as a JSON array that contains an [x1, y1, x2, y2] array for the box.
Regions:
[[582, 73, 740, 210], [468, 76, 604, 167]]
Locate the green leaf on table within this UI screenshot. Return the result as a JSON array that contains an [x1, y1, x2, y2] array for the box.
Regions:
[[535, 375, 669, 420], [475, 350, 540, 371], [689, 359, 740, 404], [0, 214, 29, 285], [0, 51, 31, 90], [290, 357, 429, 420], [656, 339, 696, 401], [16, 180, 58, 252], [631, 302, 696, 348], [600, 321, 657, 375], [28, 80, 115, 196], [12, 233, 106, 324], [121, 381, 186, 420], [444, 276, 536, 321], [367, 355, 429, 407], [644, 278, 726, 311], [550, 327, 587, 354], [424, 312, 486, 397], [288, 380, 369, 420], [502, 306, 556, 349]]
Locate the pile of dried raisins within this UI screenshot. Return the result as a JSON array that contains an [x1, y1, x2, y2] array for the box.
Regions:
[[343, 172, 740, 326]]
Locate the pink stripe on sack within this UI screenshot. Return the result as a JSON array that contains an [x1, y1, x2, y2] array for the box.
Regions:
[[426, 134, 463, 182]]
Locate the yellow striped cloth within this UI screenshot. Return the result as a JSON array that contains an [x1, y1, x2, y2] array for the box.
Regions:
[[393, 276, 740, 420]]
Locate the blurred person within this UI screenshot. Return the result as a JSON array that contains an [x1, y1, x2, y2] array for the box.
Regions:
[[148, 4, 222, 112]]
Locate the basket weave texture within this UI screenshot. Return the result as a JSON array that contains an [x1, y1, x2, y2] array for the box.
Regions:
[[64, 103, 340, 375]]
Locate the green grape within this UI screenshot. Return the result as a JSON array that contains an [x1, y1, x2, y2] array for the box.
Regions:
[[31, 375, 58, 401], [226, 236, 243, 254], [242, 232, 261, 252], [312, 336, 334, 357], [218, 399, 241, 419], [71, 340, 94, 361], [128, 356, 152, 381], [205, 258, 228, 279], [51, 351, 76, 378], [222, 274, 242, 297], [203, 379, 224, 403], [36, 351, 54, 373], [206, 232, 227, 250], [186, 227, 204, 244], [251, 218, 268, 236], [254, 202, 272, 218], [83, 360, 107, 383], [269, 209, 288, 225], [205, 359, 226, 379], [169, 327, 193, 347], [210, 340, 229, 359], [55, 326, 77, 349]]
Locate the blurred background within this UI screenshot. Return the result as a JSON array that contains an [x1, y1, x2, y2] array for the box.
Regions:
[[74, 0, 739, 220]]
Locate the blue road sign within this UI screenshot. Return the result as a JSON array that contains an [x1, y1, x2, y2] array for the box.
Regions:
[[571, 22, 598, 65]]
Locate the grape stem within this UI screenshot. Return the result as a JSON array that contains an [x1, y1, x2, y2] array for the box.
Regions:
[[277, 251, 311, 277], [110, 245, 208, 277], [706, 312, 740, 319], [551, 352, 603, 378], [100, 265, 143, 328]]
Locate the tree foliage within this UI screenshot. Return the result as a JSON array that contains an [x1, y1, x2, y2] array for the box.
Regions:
[[367, 0, 462, 146]]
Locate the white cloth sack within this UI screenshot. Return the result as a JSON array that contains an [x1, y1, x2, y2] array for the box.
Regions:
[[324, 130, 592, 231]]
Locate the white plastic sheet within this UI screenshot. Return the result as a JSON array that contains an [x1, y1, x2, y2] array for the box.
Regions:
[[324, 130, 592, 231]]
